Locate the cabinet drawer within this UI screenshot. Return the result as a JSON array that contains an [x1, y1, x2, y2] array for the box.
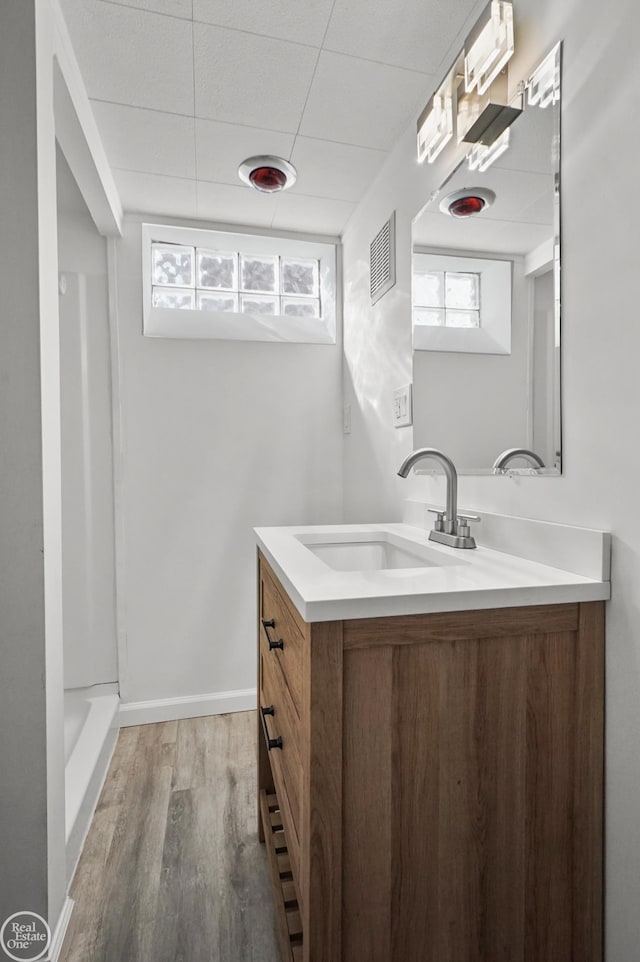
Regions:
[[259, 644, 302, 888], [259, 558, 304, 717]]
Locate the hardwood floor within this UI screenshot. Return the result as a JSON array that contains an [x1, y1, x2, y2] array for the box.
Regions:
[[60, 712, 280, 962]]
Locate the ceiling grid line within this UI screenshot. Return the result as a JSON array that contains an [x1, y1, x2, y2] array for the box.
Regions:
[[95, 0, 192, 25], [190, 12, 199, 218], [82, 0, 449, 71], [87, 96, 390, 152], [271, 0, 339, 228], [110, 164, 361, 206], [287, 0, 352, 165], [305, 47, 433, 75]]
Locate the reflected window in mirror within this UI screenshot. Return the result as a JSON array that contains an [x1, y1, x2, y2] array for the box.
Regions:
[[413, 251, 511, 354], [414, 270, 480, 328]]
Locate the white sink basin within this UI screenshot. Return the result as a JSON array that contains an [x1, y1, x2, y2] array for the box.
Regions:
[[296, 531, 462, 572]]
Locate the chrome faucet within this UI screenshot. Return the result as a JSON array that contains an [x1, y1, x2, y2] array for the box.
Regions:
[[397, 448, 479, 549], [493, 447, 545, 474]]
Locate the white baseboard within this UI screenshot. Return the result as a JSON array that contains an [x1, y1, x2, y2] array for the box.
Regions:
[[48, 896, 74, 962], [118, 688, 257, 727]]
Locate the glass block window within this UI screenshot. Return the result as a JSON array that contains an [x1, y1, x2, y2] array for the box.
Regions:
[[152, 244, 194, 287], [151, 242, 321, 318], [413, 269, 480, 328]]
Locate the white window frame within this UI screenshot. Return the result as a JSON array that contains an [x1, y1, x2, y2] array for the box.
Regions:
[[412, 250, 512, 354], [142, 223, 337, 344]]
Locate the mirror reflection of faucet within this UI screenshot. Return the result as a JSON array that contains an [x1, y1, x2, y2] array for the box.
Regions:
[[397, 448, 480, 549], [493, 448, 545, 474]]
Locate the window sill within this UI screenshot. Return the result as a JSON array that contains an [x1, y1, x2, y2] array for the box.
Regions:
[[413, 322, 509, 354], [144, 306, 336, 344]]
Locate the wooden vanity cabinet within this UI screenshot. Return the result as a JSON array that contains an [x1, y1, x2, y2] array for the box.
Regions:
[[257, 551, 604, 962]]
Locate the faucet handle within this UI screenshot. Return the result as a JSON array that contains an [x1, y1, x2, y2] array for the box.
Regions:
[[428, 507, 446, 532], [455, 513, 481, 539]]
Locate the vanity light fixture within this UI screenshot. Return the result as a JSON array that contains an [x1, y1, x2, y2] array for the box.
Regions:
[[527, 43, 561, 108], [457, 69, 522, 146], [416, 69, 455, 164], [464, 1, 515, 96], [238, 155, 297, 193], [467, 128, 510, 171], [416, 0, 519, 166]]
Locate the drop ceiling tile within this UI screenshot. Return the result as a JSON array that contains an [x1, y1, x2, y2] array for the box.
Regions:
[[272, 192, 355, 236], [100, 0, 192, 17], [193, 0, 334, 47], [114, 169, 199, 218], [324, 0, 478, 74], [462, 169, 553, 226], [193, 22, 318, 132], [299, 51, 432, 151], [289, 136, 386, 203], [60, 0, 194, 115], [91, 101, 196, 178], [196, 181, 280, 229], [195, 119, 294, 187], [413, 209, 551, 257], [517, 191, 554, 230]]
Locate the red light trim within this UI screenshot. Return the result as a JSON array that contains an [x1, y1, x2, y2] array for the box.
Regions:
[[448, 195, 486, 217], [248, 166, 288, 192]]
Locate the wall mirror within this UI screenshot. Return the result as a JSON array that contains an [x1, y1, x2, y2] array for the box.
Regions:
[[411, 45, 561, 475]]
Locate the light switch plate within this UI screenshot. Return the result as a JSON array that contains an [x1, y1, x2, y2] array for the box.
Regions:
[[393, 384, 413, 427]]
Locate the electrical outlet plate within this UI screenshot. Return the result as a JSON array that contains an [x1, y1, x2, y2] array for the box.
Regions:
[[393, 384, 413, 427]]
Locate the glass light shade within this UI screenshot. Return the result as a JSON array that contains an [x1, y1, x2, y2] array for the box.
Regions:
[[467, 128, 510, 171], [527, 44, 561, 108], [464, 1, 514, 96], [417, 71, 454, 164], [456, 87, 484, 143]]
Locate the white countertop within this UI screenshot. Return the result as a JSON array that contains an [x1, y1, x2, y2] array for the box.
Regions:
[[255, 522, 611, 623]]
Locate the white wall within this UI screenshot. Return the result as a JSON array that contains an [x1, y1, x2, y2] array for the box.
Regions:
[[341, 0, 638, 957], [0, 0, 67, 938], [57, 147, 118, 690], [113, 216, 343, 709]]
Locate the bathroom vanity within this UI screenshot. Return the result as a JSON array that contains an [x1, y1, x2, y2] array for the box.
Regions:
[[255, 522, 609, 962]]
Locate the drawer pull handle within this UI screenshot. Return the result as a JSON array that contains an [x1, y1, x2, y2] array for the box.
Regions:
[[262, 618, 284, 651], [260, 705, 283, 750]]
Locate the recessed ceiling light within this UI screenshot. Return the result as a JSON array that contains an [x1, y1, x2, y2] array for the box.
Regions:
[[238, 155, 297, 193], [439, 186, 496, 217]]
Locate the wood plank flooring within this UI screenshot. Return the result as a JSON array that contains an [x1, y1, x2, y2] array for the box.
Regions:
[[60, 712, 280, 962]]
